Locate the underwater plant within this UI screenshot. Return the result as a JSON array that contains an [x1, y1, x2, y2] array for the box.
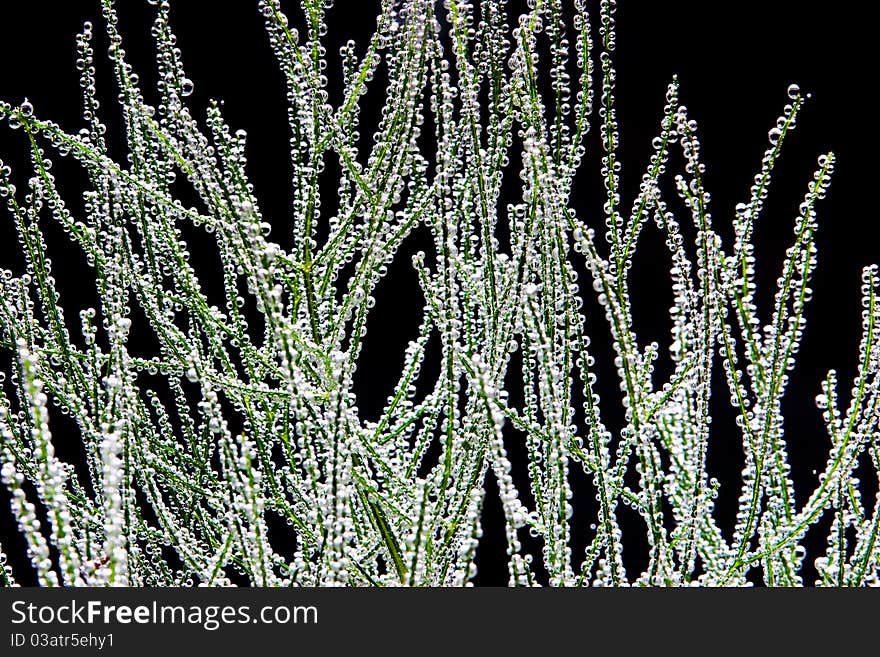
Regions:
[[0, 0, 877, 587]]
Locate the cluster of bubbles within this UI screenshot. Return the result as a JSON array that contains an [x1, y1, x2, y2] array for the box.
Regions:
[[0, 0, 877, 588]]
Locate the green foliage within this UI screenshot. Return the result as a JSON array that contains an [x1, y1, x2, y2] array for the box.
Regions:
[[0, 0, 878, 586]]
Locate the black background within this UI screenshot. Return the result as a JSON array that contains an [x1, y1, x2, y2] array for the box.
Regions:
[[0, 1, 875, 586]]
